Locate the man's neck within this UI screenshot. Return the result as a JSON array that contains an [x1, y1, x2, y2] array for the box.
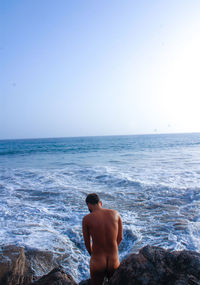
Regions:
[[91, 205, 102, 212]]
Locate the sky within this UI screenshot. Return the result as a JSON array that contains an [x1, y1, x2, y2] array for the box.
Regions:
[[1, 0, 200, 139]]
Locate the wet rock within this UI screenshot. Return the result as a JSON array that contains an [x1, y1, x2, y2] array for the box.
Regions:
[[32, 266, 77, 285], [109, 245, 200, 285], [0, 245, 58, 285], [26, 247, 58, 279], [0, 245, 33, 285]]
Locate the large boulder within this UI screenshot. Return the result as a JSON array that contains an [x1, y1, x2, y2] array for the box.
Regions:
[[32, 267, 77, 285], [0, 245, 63, 285], [0, 245, 33, 285], [109, 245, 200, 285]]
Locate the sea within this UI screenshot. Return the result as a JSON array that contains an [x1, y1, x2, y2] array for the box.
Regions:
[[0, 133, 200, 282]]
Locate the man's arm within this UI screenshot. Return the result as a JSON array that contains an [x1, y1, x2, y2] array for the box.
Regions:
[[82, 216, 92, 255], [117, 214, 123, 245]]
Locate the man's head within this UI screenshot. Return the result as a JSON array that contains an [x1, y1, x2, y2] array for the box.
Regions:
[[85, 193, 102, 212]]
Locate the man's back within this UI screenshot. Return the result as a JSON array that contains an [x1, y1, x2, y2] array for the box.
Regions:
[[84, 208, 120, 255]]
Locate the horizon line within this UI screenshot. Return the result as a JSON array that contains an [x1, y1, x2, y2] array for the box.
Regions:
[[0, 131, 200, 142]]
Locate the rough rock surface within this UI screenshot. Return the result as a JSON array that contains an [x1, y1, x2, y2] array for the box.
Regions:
[[109, 245, 200, 285], [0, 245, 58, 285], [0, 245, 33, 285], [32, 267, 77, 285]]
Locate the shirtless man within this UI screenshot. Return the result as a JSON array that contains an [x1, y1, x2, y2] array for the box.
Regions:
[[82, 193, 123, 285]]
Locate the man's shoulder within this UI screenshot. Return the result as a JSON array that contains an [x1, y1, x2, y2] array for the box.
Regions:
[[106, 208, 116, 212], [104, 208, 119, 216]]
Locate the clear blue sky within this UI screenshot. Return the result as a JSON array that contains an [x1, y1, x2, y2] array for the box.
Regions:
[[1, 0, 200, 139]]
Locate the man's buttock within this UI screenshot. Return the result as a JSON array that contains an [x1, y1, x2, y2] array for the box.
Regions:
[[90, 254, 120, 275]]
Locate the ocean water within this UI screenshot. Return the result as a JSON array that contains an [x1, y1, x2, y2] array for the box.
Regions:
[[0, 133, 200, 281]]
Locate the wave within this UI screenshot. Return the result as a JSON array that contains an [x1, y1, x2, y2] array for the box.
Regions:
[[74, 167, 143, 189], [94, 174, 142, 188]]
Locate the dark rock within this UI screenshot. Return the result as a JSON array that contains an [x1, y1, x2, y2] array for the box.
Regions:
[[32, 266, 77, 285], [109, 245, 200, 285]]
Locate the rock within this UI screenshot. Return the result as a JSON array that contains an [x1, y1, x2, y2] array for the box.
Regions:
[[32, 266, 77, 285], [109, 245, 200, 285], [1, 244, 200, 285], [0, 245, 33, 285], [0, 245, 59, 285], [25, 247, 58, 279]]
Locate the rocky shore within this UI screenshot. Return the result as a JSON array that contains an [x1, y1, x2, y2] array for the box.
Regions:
[[0, 245, 200, 285]]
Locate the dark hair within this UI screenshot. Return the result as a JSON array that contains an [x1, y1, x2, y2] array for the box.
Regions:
[[85, 193, 100, 205]]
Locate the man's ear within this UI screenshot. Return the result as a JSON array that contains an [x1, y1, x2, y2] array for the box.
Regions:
[[99, 201, 102, 207]]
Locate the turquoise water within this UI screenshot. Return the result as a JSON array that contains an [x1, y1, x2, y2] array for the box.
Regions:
[[0, 133, 200, 281]]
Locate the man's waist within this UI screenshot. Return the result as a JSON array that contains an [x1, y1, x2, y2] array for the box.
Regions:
[[92, 245, 118, 255]]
